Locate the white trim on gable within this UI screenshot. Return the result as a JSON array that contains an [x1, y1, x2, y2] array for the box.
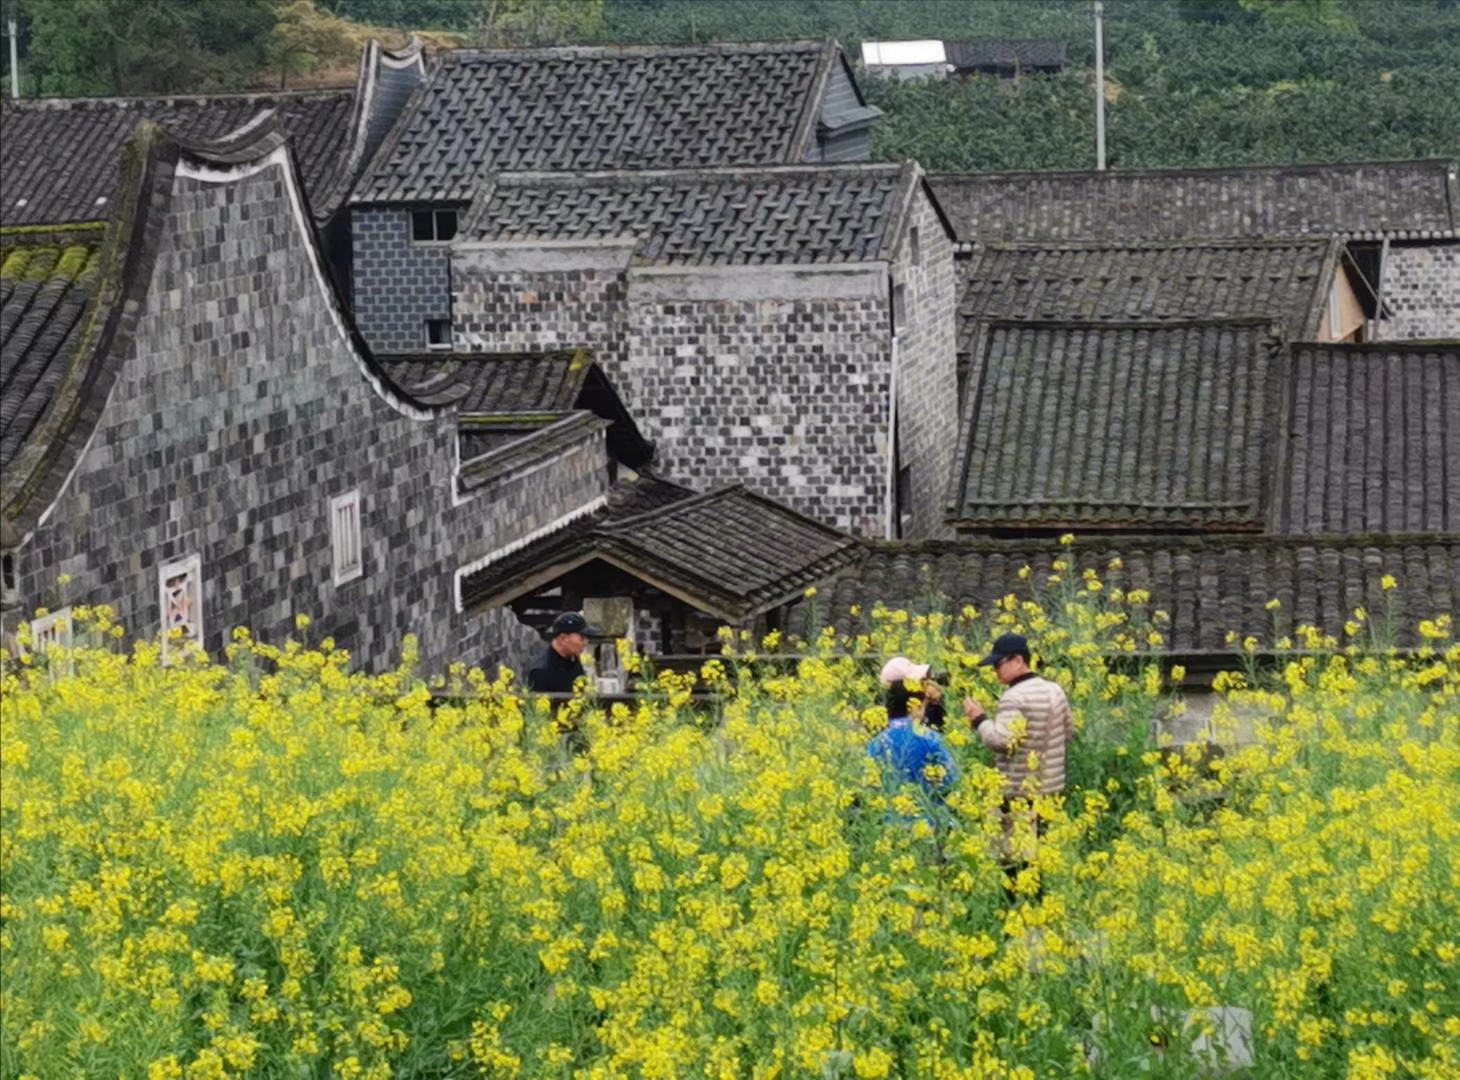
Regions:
[[452, 495, 608, 613]]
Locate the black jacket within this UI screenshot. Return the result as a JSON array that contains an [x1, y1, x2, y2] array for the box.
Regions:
[[526, 645, 585, 693]]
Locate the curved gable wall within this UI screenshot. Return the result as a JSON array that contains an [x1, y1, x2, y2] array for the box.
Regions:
[[9, 146, 607, 671]]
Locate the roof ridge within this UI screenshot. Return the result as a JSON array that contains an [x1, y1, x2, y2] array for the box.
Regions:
[[1291, 340, 1460, 354], [440, 39, 829, 61], [3, 88, 353, 109], [930, 158, 1456, 182], [492, 162, 907, 185], [981, 316, 1285, 331], [599, 483, 741, 530], [970, 236, 1334, 252]]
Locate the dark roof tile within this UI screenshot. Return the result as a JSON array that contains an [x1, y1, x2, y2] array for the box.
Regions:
[[958, 239, 1336, 355], [1281, 342, 1460, 534], [952, 320, 1284, 530], [0, 240, 103, 472], [377, 349, 593, 411], [1, 91, 355, 226], [466, 164, 916, 264], [929, 160, 1459, 243], [946, 39, 1067, 70], [790, 535, 1460, 652], [461, 484, 861, 620], [355, 40, 835, 203]]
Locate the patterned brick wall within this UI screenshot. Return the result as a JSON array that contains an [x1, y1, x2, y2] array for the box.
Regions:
[[10, 159, 608, 676], [351, 206, 452, 353], [621, 293, 892, 537], [892, 186, 959, 539], [1380, 243, 1460, 341], [452, 267, 626, 362]]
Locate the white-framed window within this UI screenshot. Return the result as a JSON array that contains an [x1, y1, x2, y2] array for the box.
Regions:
[[425, 318, 452, 349], [159, 553, 203, 664], [331, 489, 363, 585], [411, 209, 458, 243], [31, 606, 73, 669]]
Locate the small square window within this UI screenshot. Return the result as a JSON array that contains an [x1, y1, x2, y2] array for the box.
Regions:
[[425, 318, 452, 349], [411, 209, 458, 243], [158, 554, 203, 664], [332, 489, 363, 586]]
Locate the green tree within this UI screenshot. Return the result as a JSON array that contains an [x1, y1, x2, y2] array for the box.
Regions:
[[1239, 0, 1358, 30], [269, 0, 354, 87], [18, 0, 277, 95], [474, 0, 604, 46]]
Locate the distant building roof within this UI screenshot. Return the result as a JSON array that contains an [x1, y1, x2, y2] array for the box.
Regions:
[[946, 39, 1067, 71], [460, 484, 863, 621], [788, 534, 1459, 653], [464, 163, 923, 265], [355, 40, 847, 204], [929, 160, 1460, 244], [859, 40, 948, 67], [957, 238, 1343, 357], [951, 320, 1284, 531], [0, 90, 355, 227], [1280, 342, 1459, 535]]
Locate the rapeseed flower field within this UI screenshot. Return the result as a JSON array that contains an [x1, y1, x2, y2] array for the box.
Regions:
[[2, 559, 1457, 1079]]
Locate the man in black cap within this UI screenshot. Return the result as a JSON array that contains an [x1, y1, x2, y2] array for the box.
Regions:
[[526, 611, 600, 693], [962, 632, 1074, 798]]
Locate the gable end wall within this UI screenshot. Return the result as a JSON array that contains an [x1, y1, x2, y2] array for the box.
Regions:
[[7, 161, 608, 673]]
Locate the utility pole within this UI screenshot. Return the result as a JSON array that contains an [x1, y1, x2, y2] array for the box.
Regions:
[[1094, 0, 1106, 170], [7, 16, 19, 100]]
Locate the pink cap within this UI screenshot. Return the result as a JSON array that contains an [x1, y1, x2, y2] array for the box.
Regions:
[[879, 656, 931, 686]]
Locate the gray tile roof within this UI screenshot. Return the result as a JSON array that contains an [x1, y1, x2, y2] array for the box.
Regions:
[[929, 159, 1459, 244], [460, 484, 862, 620], [789, 535, 1460, 653], [378, 349, 653, 471], [1281, 342, 1460, 535], [458, 412, 609, 491], [946, 39, 1067, 71], [952, 320, 1285, 531], [465, 163, 918, 264], [0, 237, 105, 474], [957, 239, 1338, 357], [354, 40, 840, 204], [0, 91, 355, 226], [378, 349, 593, 411]]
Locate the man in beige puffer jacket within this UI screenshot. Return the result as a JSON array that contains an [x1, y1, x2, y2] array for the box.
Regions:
[[962, 632, 1074, 798]]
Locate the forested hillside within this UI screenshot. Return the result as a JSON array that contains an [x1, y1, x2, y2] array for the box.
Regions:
[[4, 0, 1458, 170]]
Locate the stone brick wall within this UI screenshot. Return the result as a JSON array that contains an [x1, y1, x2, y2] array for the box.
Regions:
[[621, 289, 892, 537], [1380, 242, 1460, 340], [452, 265, 626, 362], [351, 206, 452, 353], [9, 156, 608, 677], [892, 185, 959, 539]]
